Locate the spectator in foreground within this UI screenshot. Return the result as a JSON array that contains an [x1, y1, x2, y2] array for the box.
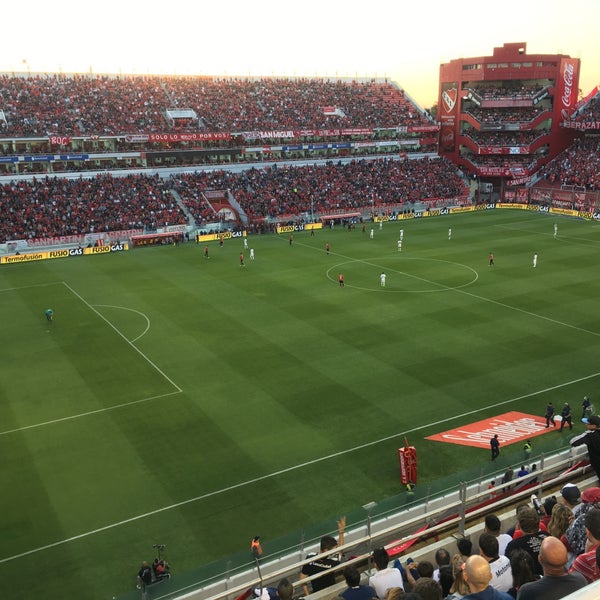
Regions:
[[484, 514, 513, 557], [340, 565, 376, 600], [569, 507, 600, 583], [445, 554, 470, 600], [506, 549, 538, 598], [462, 555, 512, 599], [561, 487, 600, 558], [546, 503, 573, 539], [558, 484, 581, 515], [300, 516, 345, 595], [516, 536, 586, 600], [505, 506, 548, 575], [478, 533, 512, 592], [412, 576, 443, 600], [369, 547, 405, 599], [277, 579, 294, 600]]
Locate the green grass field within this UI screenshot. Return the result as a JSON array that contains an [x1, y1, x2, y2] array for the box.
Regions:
[[1, 208, 600, 599]]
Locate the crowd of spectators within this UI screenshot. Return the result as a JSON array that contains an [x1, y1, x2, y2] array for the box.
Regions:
[[463, 128, 547, 147], [299, 483, 599, 600], [465, 83, 546, 101], [574, 94, 600, 121], [540, 138, 600, 191], [466, 107, 545, 125], [0, 74, 430, 138], [0, 156, 467, 242], [0, 173, 184, 241], [170, 157, 468, 225]]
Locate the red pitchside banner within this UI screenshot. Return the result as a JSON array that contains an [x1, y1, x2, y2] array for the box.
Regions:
[[49, 135, 71, 145]]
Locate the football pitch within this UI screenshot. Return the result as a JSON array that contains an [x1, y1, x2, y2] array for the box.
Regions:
[[1, 208, 600, 599]]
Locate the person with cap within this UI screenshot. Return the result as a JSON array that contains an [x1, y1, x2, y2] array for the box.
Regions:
[[559, 403, 573, 432], [569, 507, 600, 583], [559, 484, 581, 515], [571, 414, 600, 484], [517, 536, 586, 600]]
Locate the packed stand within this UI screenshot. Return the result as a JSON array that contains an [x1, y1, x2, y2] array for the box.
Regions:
[[466, 107, 545, 125], [0, 74, 429, 138], [299, 482, 600, 600], [0, 174, 185, 242], [170, 157, 468, 226], [540, 138, 600, 191]]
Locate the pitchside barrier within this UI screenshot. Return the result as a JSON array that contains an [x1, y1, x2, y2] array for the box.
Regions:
[[114, 444, 597, 600]]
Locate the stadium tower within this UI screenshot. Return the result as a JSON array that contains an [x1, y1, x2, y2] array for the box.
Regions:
[[437, 42, 581, 196]]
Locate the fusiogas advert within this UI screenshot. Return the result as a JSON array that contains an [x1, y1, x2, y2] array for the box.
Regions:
[[1, 243, 129, 264]]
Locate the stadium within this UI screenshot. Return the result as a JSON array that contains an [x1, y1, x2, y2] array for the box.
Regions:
[[1, 35, 600, 600]]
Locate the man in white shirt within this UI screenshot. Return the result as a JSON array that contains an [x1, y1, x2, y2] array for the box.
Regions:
[[368, 548, 404, 599], [478, 533, 512, 592], [484, 514, 512, 556]]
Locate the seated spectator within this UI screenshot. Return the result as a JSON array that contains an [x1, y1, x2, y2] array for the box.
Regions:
[[518, 536, 586, 600], [505, 506, 548, 575], [445, 554, 470, 600], [383, 589, 403, 600], [478, 533, 512, 592], [462, 555, 512, 600], [412, 577, 443, 600], [152, 558, 170, 581], [277, 578, 293, 600], [369, 548, 405, 598], [506, 549, 538, 599], [300, 517, 345, 596], [558, 484, 581, 516], [340, 565, 376, 600], [457, 538, 474, 563], [569, 507, 600, 583], [547, 503, 573, 539], [433, 547, 451, 582], [561, 487, 600, 559], [540, 496, 558, 529], [484, 514, 512, 557]]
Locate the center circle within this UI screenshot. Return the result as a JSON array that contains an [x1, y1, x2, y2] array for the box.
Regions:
[[328, 256, 479, 292]]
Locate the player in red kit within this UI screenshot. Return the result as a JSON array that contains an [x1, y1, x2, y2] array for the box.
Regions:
[[338, 273, 344, 287]]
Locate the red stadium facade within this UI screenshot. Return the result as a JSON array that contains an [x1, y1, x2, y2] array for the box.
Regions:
[[438, 42, 581, 189]]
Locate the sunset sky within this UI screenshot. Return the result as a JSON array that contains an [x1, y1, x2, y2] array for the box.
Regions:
[[4, 0, 599, 108]]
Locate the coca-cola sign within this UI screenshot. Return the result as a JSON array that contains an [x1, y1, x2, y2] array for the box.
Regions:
[[558, 59, 579, 112]]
